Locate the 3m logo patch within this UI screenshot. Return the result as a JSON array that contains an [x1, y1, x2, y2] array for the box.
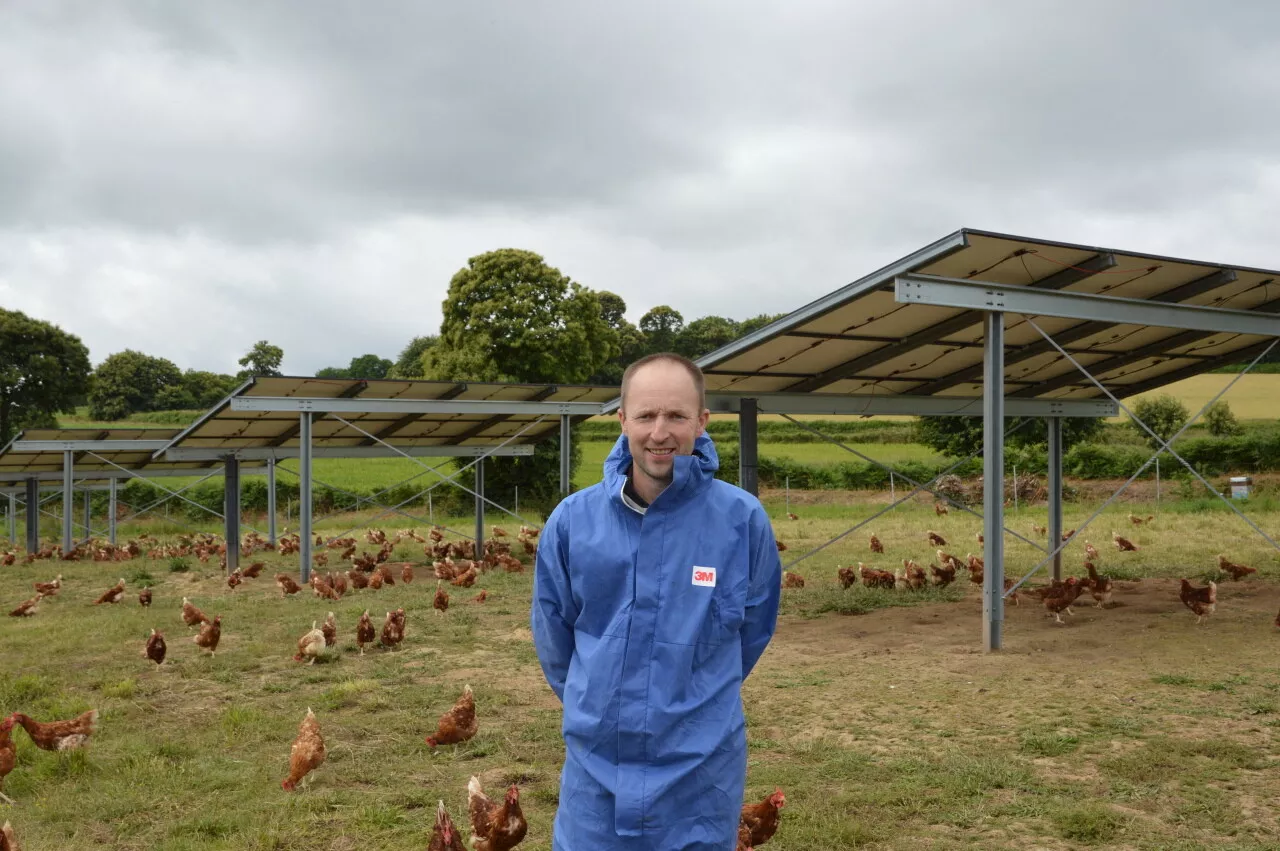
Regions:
[[692, 566, 717, 587]]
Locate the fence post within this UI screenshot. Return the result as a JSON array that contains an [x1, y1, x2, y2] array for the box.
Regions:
[[785, 476, 790, 515], [889, 471, 895, 504], [514, 486, 519, 515], [1013, 465, 1019, 513], [1155, 456, 1161, 504]]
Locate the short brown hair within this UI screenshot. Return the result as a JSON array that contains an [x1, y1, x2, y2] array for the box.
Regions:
[[620, 352, 706, 411]]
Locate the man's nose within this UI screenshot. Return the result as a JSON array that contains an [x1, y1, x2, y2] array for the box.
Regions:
[[651, 416, 671, 440]]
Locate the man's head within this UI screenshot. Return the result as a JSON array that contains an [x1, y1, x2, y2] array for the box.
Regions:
[[618, 353, 710, 499]]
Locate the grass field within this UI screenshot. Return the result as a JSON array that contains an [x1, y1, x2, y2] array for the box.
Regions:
[[3, 499, 1280, 849]]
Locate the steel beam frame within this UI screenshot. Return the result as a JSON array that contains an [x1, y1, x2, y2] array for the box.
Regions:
[[982, 313, 1004, 652], [266, 458, 277, 545], [1046, 417, 1063, 582], [701, 392, 1115, 419], [62, 450, 73, 553], [560, 415, 572, 496], [739, 398, 759, 496], [299, 413, 313, 582], [475, 458, 485, 559], [159, 445, 534, 462], [25, 477, 38, 553], [12, 440, 172, 453], [897, 273, 1280, 338], [224, 457, 240, 574], [229, 396, 605, 416]]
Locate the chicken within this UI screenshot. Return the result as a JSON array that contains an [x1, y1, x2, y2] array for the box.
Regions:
[[472, 590, 489, 603], [401, 563, 414, 584], [356, 610, 376, 655], [1084, 540, 1100, 561], [426, 684, 477, 748], [347, 569, 369, 590], [775, 540, 787, 552], [0, 716, 16, 805], [965, 560, 983, 586], [294, 622, 326, 664], [1274, 607, 1280, 630], [1128, 513, 1153, 525], [868, 534, 884, 554], [1112, 531, 1139, 552], [929, 561, 956, 587], [491, 525, 508, 538], [8, 709, 98, 751], [859, 563, 895, 590], [8, 593, 42, 617], [738, 787, 786, 848], [281, 707, 325, 791], [1083, 562, 1113, 607], [934, 501, 949, 516], [434, 581, 450, 615], [1043, 577, 1085, 624], [193, 615, 222, 656], [1032, 524, 1047, 537], [781, 571, 805, 589], [1061, 529, 1076, 541], [966, 553, 984, 572], [898, 559, 927, 590], [1003, 577, 1021, 606], [368, 571, 385, 590], [226, 569, 242, 591], [1179, 579, 1216, 625], [181, 596, 210, 628], [429, 800, 468, 851], [138, 587, 152, 607], [144, 628, 167, 666], [242, 561, 265, 579], [0, 820, 17, 851], [837, 566, 857, 590], [275, 573, 302, 596], [450, 563, 478, 588], [321, 611, 337, 646], [468, 776, 528, 851], [927, 530, 947, 547], [33, 574, 61, 596], [786, 512, 798, 520], [1217, 554, 1257, 581], [380, 608, 405, 650], [93, 578, 126, 605]]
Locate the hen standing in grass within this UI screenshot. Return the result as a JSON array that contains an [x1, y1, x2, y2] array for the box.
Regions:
[[193, 615, 222, 656], [425, 685, 477, 748], [356, 610, 376, 655], [281, 707, 325, 791], [0, 716, 16, 804], [467, 776, 527, 851], [1179, 579, 1216, 625], [434, 581, 450, 614], [429, 800, 467, 851], [8, 593, 42, 617], [380, 608, 405, 650], [321, 611, 337, 647], [738, 787, 787, 849], [181, 597, 209, 628], [1217, 554, 1257, 581], [144, 629, 167, 666], [294, 622, 326, 664], [0, 820, 18, 851], [93, 578, 125, 605], [8, 709, 98, 751], [138, 587, 152, 607]]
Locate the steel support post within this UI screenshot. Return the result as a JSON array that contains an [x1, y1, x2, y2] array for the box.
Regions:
[[1046, 417, 1063, 581], [267, 458, 277, 545], [560, 415, 572, 496], [25, 477, 39, 553], [6, 493, 15, 545], [108, 478, 118, 545], [299, 413, 313, 583], [475, 457, 485, 559], [739, 397, 759, 496], [62, 450, 74, 554], [224, 456, 240, 574], [983, 312, 1005, 652], [83, 489, 91, 540]]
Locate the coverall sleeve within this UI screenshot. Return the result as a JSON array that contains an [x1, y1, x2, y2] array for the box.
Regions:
[[741, 505, 782, 679], [531, 505, 578, 702]]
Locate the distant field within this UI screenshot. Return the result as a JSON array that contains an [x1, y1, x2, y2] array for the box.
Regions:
[[1111, 374, 1280, 421]]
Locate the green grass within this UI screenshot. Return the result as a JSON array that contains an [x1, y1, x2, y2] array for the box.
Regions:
[[5, 499, 1280, 849]]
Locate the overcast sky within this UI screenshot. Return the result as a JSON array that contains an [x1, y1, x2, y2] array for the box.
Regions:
[[3, 1, 1279, 375]]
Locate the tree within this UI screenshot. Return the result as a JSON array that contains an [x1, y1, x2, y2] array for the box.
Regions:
[[389, 336, 436, 379], [88, 350, 183, 420], [315, 366, 350, 379], [236, 340, 284, 380], [427, 249, 616, 384], [914, 415, 1105, 459], [737, 312, 787, 337], [0, 308, 91, 444], [589, 291, 643, 385], [639, 306, 684, 355], [426, 248, 618, 511], [674, 315, 741, 360], [1128, 394, 1189, 449], [347, 353, 393, 380], [1204, 400, 1240, 437], [180, 370, 239, 407]]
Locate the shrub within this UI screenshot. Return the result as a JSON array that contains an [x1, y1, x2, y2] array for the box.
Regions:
[[1203, 400, 1241, 437], [1127, 394, 1189, 449]]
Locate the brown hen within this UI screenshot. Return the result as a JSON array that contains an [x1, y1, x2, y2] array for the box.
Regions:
[[468, 776, 528, 851], [739, 787, 786, 848], [426, 684, 477, 748], [9, 709, 97, 751], [429, 800, 468, 851], [281, 707, 325, 791]]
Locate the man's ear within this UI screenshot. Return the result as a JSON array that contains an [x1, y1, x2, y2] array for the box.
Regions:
[[696, 408, 710, 436]]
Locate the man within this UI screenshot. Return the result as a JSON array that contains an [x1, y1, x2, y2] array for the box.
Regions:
[[531, 352, 783, 850]]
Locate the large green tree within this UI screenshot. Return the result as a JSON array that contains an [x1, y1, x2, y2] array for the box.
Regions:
[[236, 340, 284, 380], [181, 370, 239, 406], [315, 366, 350, 379], [914, 415, 1104, 459], [674, 315, 741, 360], [389, 336, 436, 379], [347, 353, 393, 380], [589, 291, 644, 385], [427, 249, 617, 512], [89, 350, 183, 420], [638, 305, 684, 355], [0, 308, 91, 443]]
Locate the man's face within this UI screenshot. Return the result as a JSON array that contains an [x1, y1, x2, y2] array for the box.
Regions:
[[618, 360, 710, 493]]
